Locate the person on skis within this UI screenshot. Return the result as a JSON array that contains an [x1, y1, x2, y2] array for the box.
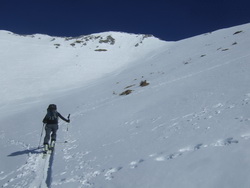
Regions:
[[42, 104, 70, 151]]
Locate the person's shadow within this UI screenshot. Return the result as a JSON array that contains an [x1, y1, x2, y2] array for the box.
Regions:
[[8, 147, 42, 157]]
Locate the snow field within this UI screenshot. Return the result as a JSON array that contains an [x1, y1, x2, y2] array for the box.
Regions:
[[1, 23, 250, 187]]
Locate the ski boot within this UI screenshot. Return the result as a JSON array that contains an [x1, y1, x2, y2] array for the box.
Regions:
[[44, 144, 49, 154]]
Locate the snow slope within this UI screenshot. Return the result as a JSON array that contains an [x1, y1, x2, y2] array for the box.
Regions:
[[0, 23, 250, 188]]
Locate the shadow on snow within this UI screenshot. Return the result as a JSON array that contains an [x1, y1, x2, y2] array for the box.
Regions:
[[8, 147, 42, 157]]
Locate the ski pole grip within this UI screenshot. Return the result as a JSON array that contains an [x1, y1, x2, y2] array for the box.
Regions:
[[68, 114, 70, 120]]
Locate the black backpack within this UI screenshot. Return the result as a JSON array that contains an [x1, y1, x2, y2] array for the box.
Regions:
[[45, 104, 58, 123]]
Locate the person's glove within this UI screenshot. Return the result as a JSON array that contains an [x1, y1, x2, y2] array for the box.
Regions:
[[67, 119, 70, 123], [67, 114, 71, 123]]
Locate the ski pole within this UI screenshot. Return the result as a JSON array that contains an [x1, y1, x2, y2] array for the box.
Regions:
[[65, 114, 70, 143], [38, 123, 45, 149]]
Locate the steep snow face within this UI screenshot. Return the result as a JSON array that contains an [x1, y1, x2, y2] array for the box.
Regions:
[[0, 31, 168, 107], [1, 23, 250, 188]]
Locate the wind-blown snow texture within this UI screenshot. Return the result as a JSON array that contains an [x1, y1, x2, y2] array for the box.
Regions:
[[0, 23, 250, 188]]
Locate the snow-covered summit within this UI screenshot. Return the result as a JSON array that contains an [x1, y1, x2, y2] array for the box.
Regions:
[[0, 30, 166, 50]]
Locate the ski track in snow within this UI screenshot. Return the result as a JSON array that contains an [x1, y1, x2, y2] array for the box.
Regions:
[[1, 140, 54, 188]]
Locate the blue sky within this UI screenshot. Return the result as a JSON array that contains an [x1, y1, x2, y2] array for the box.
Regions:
[[0, 0, 249, 41]]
